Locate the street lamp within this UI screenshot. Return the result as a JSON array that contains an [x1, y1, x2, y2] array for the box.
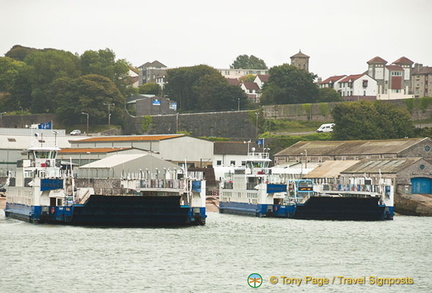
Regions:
[[104, 103, 115, 127], [255, 112, 259, 138], [81, 112, 89, 134], [0, 112, 6, 125]]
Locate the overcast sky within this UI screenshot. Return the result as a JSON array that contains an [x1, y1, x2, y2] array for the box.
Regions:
[[1, 0, 431, 79]]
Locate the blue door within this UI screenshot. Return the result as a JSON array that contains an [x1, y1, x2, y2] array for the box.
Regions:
[[411, 177, 432, 194]]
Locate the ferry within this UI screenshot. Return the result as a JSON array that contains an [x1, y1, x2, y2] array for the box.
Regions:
[[219, 149, 394, 220], [4, 146, 206, 226]]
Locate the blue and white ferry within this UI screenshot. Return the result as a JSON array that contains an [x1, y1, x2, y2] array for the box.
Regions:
[[219, 149, 394, 220], [4, 145, 206, 226]]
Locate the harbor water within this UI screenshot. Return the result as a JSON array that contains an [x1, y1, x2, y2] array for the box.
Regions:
[[1, 210, 431, 292]]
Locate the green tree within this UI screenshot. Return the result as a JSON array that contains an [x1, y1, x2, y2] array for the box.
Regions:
[[164, 65, 247, 111], [80, 48, 131, 97], [231, 55, 267, 69], [332, 100, 414, 140], [24, 49, 81, 112], [52, 74, 124, 125], [261, 64, 319, 105], [0, 57, 27, 92], [5, 45, 39, 61], [318, 87, 342, 102], [138, 82, 162, 95], [239, 74, 256, 83]]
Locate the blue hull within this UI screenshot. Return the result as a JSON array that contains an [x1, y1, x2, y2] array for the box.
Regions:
[[5, 195, 206, 227], [220, 197, 394, 221]]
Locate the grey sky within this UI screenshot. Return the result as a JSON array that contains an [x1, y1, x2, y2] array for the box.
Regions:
[[1, 0, 431, 79]]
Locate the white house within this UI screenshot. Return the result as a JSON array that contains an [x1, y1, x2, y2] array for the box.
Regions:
[[240, 82, 261, 103], [318, 75, 346, 92], [338, 73, 377, 100], [254, 74, 269, 89]]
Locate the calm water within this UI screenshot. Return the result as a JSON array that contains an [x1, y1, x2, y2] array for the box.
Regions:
[[1, 210, 431, 293]]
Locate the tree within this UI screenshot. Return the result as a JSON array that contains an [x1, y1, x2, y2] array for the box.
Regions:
[[231, 55, 267, 69], [239, 74, 256, 83], [0, 57, 27, 92], [261, 64, 319, 105], [5, 45, 39, 61], [138, 82, 162, 95], [24, 49, 81, 112], [80, 49, 131, 98], [51, 74, 124, 125], [318, 87, 342, 102], [164, 65, 247, 111], [332, 100, 414, 140]]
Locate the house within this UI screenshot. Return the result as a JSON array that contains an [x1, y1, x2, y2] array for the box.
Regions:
[[412, 64, 432, 98], [273, 137, 432, 166], [218, 68, 269, 79], [338, 73, 377, 101], [367, 56, 414, 100], [137, 60, 167, 86], [254, 74, 269, 89], [240, 81, 261, 103], [318, 75, 346, 91]]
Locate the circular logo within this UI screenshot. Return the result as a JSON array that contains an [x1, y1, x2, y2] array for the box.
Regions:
[[248, 273, 263, 288]]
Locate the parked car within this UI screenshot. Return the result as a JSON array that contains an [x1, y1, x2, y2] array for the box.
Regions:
[[316, 123, 335, 133], [70, 129, 82, 136]]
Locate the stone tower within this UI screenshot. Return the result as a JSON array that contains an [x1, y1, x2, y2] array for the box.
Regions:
[[290, 50, 310, 72]]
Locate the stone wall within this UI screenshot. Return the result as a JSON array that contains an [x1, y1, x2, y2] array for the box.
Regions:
[[124, 111, 257, 139]]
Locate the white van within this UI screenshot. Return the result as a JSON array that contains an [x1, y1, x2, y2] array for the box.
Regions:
[[316, 123, 335, 133]]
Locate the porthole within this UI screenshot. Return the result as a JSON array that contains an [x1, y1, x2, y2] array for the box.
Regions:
[[420, 164, 425, 170], [425, 145, 431, 152]]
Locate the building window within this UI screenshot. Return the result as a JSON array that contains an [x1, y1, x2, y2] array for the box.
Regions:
[[217, 160, 222, 166], [230, 160, 236, 166], [362, 80, 368, 88]]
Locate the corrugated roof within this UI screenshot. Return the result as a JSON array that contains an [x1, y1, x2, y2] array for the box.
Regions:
[[75, 134, 184, 143], [275, 138, 430, 157], [81, 154, 148, 168], [59, 147, 131, 154], [303, 160, 359, 178], [342, 157, 423, 174]]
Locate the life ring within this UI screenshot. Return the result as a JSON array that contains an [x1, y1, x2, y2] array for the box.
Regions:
[[51, 207, 55, 214]]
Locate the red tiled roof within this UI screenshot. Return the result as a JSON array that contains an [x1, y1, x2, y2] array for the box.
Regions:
[[76, 134, 184, 143], [256, 74, 269, 82], [393, 57, 414, 65], [367, 56, 387, 64], [320, 75, 346, 84], [242, 81, 260, 90], [386, 65, 404, 71], [226, 78, 240, 86], [339, 74, 365, 83]]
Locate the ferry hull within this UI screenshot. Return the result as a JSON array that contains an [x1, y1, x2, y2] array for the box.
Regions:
[[219, 197, 393, 221], [5, 195, 206, 227]]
